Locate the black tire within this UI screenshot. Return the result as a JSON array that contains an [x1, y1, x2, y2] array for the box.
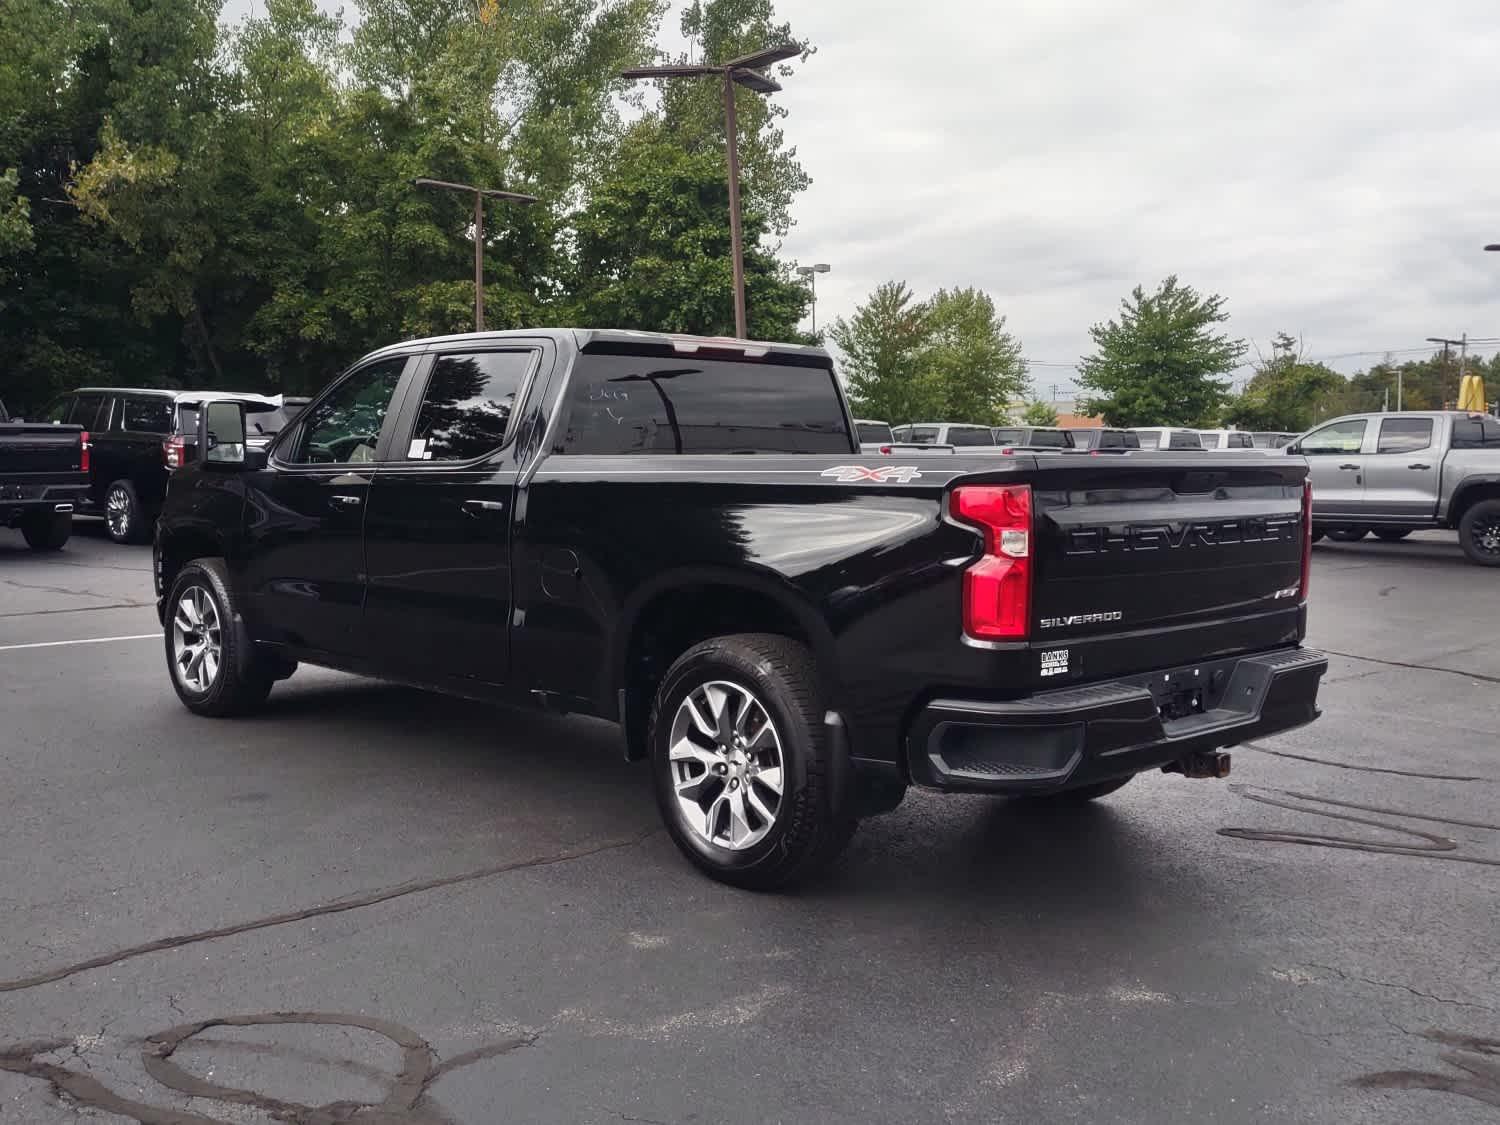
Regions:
[[1458, 499, 1500, 567], [1372, 528, 1412, 542], [21, 511, 72, 551], [1309, 529, 1326, 543], [1022, 775, 1133, 804], [163, 558, 275, 716], [649, 633, 857, 890], [1325, 527, 1369, 542], [104, 479, 148, 544]]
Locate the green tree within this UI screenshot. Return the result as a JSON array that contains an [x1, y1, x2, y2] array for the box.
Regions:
[[568, 118, 808, 339], [1223, 332, 1344, 431], [922, 287, 1027, 425], [1077, 276, 1246, 427], [1022, 399, 1058, 426], [830, 281, 936, 424]]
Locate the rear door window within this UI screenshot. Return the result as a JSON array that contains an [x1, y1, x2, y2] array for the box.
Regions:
[[906, 426, 940, 444], [70, 393, 107, 430], [122, 396, 174, 434], [406, 350, 536, 461], [1376, 417, 1433, 454], [560, 351, 852, 455]]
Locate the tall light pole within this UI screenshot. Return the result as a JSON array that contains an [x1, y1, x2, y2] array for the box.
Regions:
[[412, 177, 540, 332], [622, 44, 802, 339], [1428, 335, 1468, 410], [796, 262, 831, 333]]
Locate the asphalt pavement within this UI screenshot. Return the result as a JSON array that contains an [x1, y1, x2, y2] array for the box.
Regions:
[[1, 523, 1497, 1124]]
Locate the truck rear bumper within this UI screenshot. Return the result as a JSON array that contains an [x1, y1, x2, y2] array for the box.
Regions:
[[2, 481, 90, 527], [904, 647, 1327, 794]]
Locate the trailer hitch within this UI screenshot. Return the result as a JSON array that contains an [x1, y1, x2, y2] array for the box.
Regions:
[[1163, 750, 1232, 779]]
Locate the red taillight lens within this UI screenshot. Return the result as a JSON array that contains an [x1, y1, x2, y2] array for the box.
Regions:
[[163, 437, 185, 469], [1299, 479, 1312, 600], [951, 484, 1032, 640], [79, 431, 90, 472], [879, 444, 892, 455]]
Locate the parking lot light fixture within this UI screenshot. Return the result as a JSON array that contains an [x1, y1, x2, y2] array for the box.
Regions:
[[411, 178, 540, 332], [621, 43, 803, 339], [796, 263, 832, 333]]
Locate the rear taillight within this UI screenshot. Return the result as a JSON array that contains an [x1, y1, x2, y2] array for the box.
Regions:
[[163, 436, 186, 469], [79, 431, 90, 472], [1299, 479, 1312, 600], [950, 484, 1032, 641], [879, 444, 892, 455]]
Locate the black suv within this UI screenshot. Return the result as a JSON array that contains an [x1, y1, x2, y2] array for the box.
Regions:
[[39, 388, 294, 543]]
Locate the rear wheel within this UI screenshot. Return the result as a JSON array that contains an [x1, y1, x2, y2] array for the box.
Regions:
[[1458, 500, 1500, 567], [649, 633, 856, 890], [104, 479, 147, 544], [1373, 528, 1412, 542], [1325, 526, 1369, 542], [21, 511, 71, 551], [164, 559, 276, 716]]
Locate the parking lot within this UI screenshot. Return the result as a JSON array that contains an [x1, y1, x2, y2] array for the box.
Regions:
[[1, 524, 1496, 1124]]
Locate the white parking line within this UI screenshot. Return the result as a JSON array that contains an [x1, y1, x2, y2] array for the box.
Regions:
[[0, 633, 159, 654]]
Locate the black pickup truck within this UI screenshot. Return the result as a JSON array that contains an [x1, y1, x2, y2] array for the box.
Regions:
[[153, 330, 1326, 887], [0, 401, 91, 550]]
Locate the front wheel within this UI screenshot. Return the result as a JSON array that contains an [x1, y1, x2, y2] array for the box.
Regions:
[[649, 633, 857, 890], [164, 559, 275, 716], [1325, 527, 1369, 542], [21, 511, 71, 551], [1459, 500, 1500, 566]]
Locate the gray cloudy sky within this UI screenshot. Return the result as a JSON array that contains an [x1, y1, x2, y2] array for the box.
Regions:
[[225, 0, 1500, 391], [703, 0, 1500, 391]]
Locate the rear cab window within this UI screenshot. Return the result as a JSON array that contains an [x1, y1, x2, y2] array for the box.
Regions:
[[558, 347, 853, 455], [856, 421, 894, 444], [1028, 430, 1072, 448], [1168, 431, 1203, 450], [1453, 416, 1500, 448], [906, 427, 941, 445], [992, 428, 1024, 445], [948, 427, 995, 447], [1135, 431, 1161, 449]]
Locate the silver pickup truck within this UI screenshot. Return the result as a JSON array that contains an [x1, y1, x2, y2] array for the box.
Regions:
[[1287, 410, 1500, 565]]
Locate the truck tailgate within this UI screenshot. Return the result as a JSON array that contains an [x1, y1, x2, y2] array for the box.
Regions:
[[1026, 455, 1307, 681], [0, 424, 84, 475]]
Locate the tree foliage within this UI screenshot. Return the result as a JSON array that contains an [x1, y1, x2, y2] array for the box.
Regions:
[[1078, 276, 1246, 427], [0, 0, 820, 411], [1021, 399, 1058, 426], [1222, 333, 1342, 432], [831, 282, 1026, 425]]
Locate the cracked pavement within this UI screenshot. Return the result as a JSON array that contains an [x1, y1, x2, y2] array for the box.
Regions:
[[1, 525, 1497, 1123]]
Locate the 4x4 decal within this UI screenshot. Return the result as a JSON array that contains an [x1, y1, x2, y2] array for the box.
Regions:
[[820, 465, 923, 483]]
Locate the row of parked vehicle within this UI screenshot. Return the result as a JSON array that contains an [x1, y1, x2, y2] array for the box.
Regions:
[[854, 420, 1298, 452], [0, 387, 308, 549], [855, 411, 1500, 566]]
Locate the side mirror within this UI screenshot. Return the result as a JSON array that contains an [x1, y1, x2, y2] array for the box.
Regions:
[[1285, 443, 1300, 454], [197, 400, 248, 468]]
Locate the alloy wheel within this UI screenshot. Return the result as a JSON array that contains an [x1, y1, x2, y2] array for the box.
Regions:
[[171, 585, 222, 693], [106, 486, 131, 540], [1476, 518, 1500, 557], [668, 680, 785, 850]]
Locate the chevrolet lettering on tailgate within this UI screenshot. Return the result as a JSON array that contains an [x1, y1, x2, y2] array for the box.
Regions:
[[1064, 516, 1300, 555]]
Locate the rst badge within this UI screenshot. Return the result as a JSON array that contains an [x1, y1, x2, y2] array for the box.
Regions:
[[820, 465, 923, 483]]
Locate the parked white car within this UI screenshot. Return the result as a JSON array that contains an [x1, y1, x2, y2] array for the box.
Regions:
[[1132, 427, 1204, 450], [890, 423, 997, 447]]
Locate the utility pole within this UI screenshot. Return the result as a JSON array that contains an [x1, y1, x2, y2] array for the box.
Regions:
[[623, 44, 802, 339], [1427, 335, 1468, 411], [412, 178, 540, 332]]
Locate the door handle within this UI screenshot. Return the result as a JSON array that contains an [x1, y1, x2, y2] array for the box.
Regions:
[[1408, 463, 1431, 470], [1338, 463, 1360, 470], [461, 499, 506, 518], [329, 494, 362, 507]]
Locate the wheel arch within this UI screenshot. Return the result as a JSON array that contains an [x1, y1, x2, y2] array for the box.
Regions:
[[1448, 478, 1500, 526], [612, 568, 837, 762], [155, 524, 231, 621]]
